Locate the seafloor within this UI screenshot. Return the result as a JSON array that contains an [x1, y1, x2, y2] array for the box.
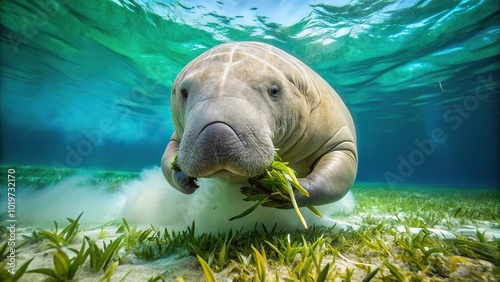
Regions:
[[1, 165, 499, 281]]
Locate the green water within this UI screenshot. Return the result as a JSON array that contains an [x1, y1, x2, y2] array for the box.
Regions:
[[1, 0, 499, 185], [1, 2, 500, 279]]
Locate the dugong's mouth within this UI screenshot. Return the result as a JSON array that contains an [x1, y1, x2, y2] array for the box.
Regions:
[[177, 121, 274, 178]]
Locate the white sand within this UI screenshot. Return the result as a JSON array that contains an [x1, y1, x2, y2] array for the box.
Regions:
[[17, 168, 355, 233], [13, 167, 356, 281], [11, 168, 498, 281]]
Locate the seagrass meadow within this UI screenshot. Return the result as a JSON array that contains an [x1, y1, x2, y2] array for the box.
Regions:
[[1, 166, 499, 281], [1, 0, 500, 281]]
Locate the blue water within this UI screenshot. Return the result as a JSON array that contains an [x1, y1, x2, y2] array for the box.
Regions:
[[1, 0, 499, 188]]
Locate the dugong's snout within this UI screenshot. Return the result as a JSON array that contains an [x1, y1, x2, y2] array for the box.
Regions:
[[177, 121, 274, 179]]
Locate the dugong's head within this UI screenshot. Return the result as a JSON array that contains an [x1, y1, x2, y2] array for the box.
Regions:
[[162, 42, 327, 190]]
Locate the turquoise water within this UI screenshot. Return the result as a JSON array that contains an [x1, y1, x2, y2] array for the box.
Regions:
[[1, 0, 499, 187]]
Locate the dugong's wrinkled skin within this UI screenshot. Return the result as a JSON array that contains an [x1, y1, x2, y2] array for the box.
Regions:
[[161, 42, 357, 207]]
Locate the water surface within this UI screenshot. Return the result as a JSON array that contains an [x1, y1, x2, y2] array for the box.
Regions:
[[1, 0, 499, 187]]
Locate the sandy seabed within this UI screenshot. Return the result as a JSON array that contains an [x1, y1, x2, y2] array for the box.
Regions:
[[2, 167, 499, 281]]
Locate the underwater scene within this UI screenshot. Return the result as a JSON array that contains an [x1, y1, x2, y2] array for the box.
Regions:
[[1, 0, 499, 281]]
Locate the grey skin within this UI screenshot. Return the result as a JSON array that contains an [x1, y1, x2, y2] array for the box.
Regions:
[[161, 42, 357, 207]]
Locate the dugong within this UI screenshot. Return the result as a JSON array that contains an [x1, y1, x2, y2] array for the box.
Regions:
[[161, 41, 357, 208]]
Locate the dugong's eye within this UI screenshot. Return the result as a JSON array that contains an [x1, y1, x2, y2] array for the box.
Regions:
[[181, 89, 189, 100], [269, 85, 280, 99]]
